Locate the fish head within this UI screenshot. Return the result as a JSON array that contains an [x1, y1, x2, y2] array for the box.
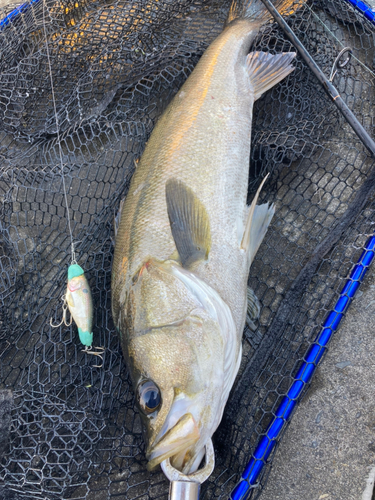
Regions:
[[129, 320, 218, 474], [121, 259, 238, 474]]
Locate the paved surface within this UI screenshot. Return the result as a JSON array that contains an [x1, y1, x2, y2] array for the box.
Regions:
[[262, 267, 375, 500], [0, 0, 18, 9]]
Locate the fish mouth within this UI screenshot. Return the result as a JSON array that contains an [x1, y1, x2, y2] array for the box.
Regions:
[[146, 413, 200, 471]]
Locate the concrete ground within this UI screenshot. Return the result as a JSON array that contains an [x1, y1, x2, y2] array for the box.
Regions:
[[261, 266, 375, 500]]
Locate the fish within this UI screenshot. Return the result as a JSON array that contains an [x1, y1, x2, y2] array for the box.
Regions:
[[112, 0, 303, 475], [66, 263, 93, 347]]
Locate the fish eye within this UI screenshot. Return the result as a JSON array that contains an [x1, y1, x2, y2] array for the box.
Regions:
[[137, 380, 162, 415]]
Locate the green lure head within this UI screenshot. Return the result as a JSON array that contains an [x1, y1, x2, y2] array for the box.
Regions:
[[68, 264, 85, 281]]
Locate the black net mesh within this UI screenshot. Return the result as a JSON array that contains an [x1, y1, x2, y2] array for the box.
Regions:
[[0, 0, 374, 499]]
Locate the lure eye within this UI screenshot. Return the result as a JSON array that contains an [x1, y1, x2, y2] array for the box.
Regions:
[[137, 380, 162, 415]]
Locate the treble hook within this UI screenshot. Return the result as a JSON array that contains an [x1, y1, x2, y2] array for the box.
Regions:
[[329, 47, 352, 82], [50, 295, 73, 328], [82, 345, 105, 368]]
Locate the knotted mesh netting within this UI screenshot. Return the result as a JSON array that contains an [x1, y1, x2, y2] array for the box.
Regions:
[[0, 0, 374, 498]]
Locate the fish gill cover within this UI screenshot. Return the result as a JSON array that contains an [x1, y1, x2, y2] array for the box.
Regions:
[[0, 0, 374, 499]]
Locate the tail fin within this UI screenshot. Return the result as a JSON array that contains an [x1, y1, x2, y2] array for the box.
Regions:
[[227, 0, 305, 24]]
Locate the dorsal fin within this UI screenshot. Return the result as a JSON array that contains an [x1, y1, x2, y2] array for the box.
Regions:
[[166, 179, 211, 269], [241, 174, 275, 263], [247, 51, 296, 101]]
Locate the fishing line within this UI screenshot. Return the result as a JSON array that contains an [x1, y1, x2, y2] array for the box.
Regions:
[[41, 0, 77, 265], [42, 0, 101, 360], [305, 2, 375, 79]]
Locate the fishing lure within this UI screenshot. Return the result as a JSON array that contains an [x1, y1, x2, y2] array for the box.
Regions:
[[41, 0, 103, 366], [66, 263, 93, 347], [51, 263, 104, 366]]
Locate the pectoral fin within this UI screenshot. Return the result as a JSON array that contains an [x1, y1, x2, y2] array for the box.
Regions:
[[241, 174, 275, 263], [166, 179, 211, 269]]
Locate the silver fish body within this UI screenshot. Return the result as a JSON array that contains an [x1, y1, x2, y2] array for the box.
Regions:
[[112, 0, 299, 474], [114, 19, 259, 329]]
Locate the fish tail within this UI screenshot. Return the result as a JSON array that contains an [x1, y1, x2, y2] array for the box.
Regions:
[[227, 0, 305, 24]]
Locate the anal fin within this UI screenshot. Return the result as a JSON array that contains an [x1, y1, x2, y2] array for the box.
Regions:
[[241, 174, 275, 263], [166, 179, 211, 269], [247, 51, 296, 101]]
